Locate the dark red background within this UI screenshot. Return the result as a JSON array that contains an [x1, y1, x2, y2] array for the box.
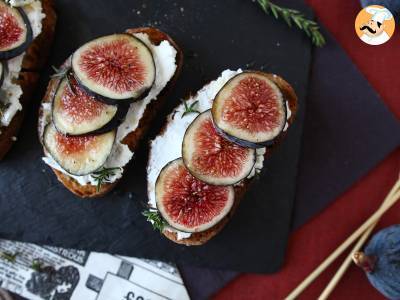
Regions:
[[214, 0, 400, 299]]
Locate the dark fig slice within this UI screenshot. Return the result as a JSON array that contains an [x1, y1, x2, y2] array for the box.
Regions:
[[0, 61, 4, 88], [52, 75, 128, 136], [0, 1, 33, 60], [182, 110, 256, 186], [71, 34, 155, 104], [43, 124, 116, 176], [212, 71, 287, 148], [156, 158, 235, 233]]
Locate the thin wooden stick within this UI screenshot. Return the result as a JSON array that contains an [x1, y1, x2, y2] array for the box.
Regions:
[[317, 226, 374, 300], [285, 179, 400, 300], [318, 178, 400, 300]]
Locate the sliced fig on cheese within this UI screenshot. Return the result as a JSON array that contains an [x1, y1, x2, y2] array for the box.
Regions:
[[0, 1, 33, 60], [0, 61, 5, 88], [155, 158, 235, 233], [182, 110, 256, 186], [71, 34, 155, 104], [212, 71, 287, 148], [52, 76, 128, 136], [43, 124, 116, 176]]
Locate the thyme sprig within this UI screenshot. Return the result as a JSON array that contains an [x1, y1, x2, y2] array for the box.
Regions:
[[142, 209, 166, 232], [0, 251, 19, 263], [50, 66, 75, 94], [92, 167, 121, 192], [181, 100, 200, 118], [30, 259, 44, 272], [0, 252, 48, 272], [256, 0, 326, 47], [50, 65, 70, 80]]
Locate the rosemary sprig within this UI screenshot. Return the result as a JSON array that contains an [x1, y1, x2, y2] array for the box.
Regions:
[[92, 167, 121, 192], [256, 0, 326, 47], [142, 209, 166, 232], [0, 251, 19, 263], [181, 100, 200, 118]]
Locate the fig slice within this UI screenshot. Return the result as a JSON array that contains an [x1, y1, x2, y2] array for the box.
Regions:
[[52, 75, 128, 136], [71, 34, 156, 104], [0, 1, 33, 60], [156, 158, 235, 233], [212, 71, 287, 148], [43, 124, 116, 176], [182, 110, 256, 186]]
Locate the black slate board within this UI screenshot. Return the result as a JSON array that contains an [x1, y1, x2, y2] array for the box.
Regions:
[[180, 27, 400, 299], [0, 0, 312, 273]]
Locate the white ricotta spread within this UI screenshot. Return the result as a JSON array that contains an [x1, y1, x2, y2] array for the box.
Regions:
[[147, 69, 293, 240], [23, 0, 45, 37], [0, 0, 45, 127], [42, 33, 178, 186]]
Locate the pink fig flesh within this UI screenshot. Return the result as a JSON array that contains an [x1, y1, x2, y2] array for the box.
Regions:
[[156, 158, 235, 233]]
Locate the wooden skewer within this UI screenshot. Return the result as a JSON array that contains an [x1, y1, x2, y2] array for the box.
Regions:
[[285, 179, 400, 300], [317, 226, 374, 300], [318, 178, 400, 300]]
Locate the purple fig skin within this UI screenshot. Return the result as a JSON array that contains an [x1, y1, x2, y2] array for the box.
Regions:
[[213, 119, 276, 149], [51, 74, 129, 136], [0, 5, 33, 60], [360, 225, 400, 300], [51, 73, 130, 136], [0, 61, 5, 88], [73, 72, 153, 105], [71, 33, 156, 105], [211, 71, 288, 149]]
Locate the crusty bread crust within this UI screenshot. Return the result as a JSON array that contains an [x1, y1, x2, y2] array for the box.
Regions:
[[0, 0, 56, 160], [22, 0, 57, 71], [39, 28, 184, 198], [158, 73, 298, 246]]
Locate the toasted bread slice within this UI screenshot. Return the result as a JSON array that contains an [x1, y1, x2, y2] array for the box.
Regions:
[[0, 0, 56, 160], [154, 73, 298, 246], [39, 28, 183, 198]]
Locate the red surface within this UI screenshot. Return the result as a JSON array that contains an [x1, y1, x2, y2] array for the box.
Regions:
[[214, 0, 400, 299]]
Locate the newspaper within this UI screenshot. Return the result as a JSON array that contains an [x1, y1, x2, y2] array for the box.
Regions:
[[0, 240, 190, 300]]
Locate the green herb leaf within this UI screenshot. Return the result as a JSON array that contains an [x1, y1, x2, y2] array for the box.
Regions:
[[30, 259, 44, 272], [0, 251, 18, 263], [50, 65, 70, 79], [282, 10, 292, 27], [50, 66, 75, 95], [142, 209, 166, 232], [92, 167, 121, 192], [181, 100, 200, 118], [255, 0, 326, 47], [270, 4, 279, 19]]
